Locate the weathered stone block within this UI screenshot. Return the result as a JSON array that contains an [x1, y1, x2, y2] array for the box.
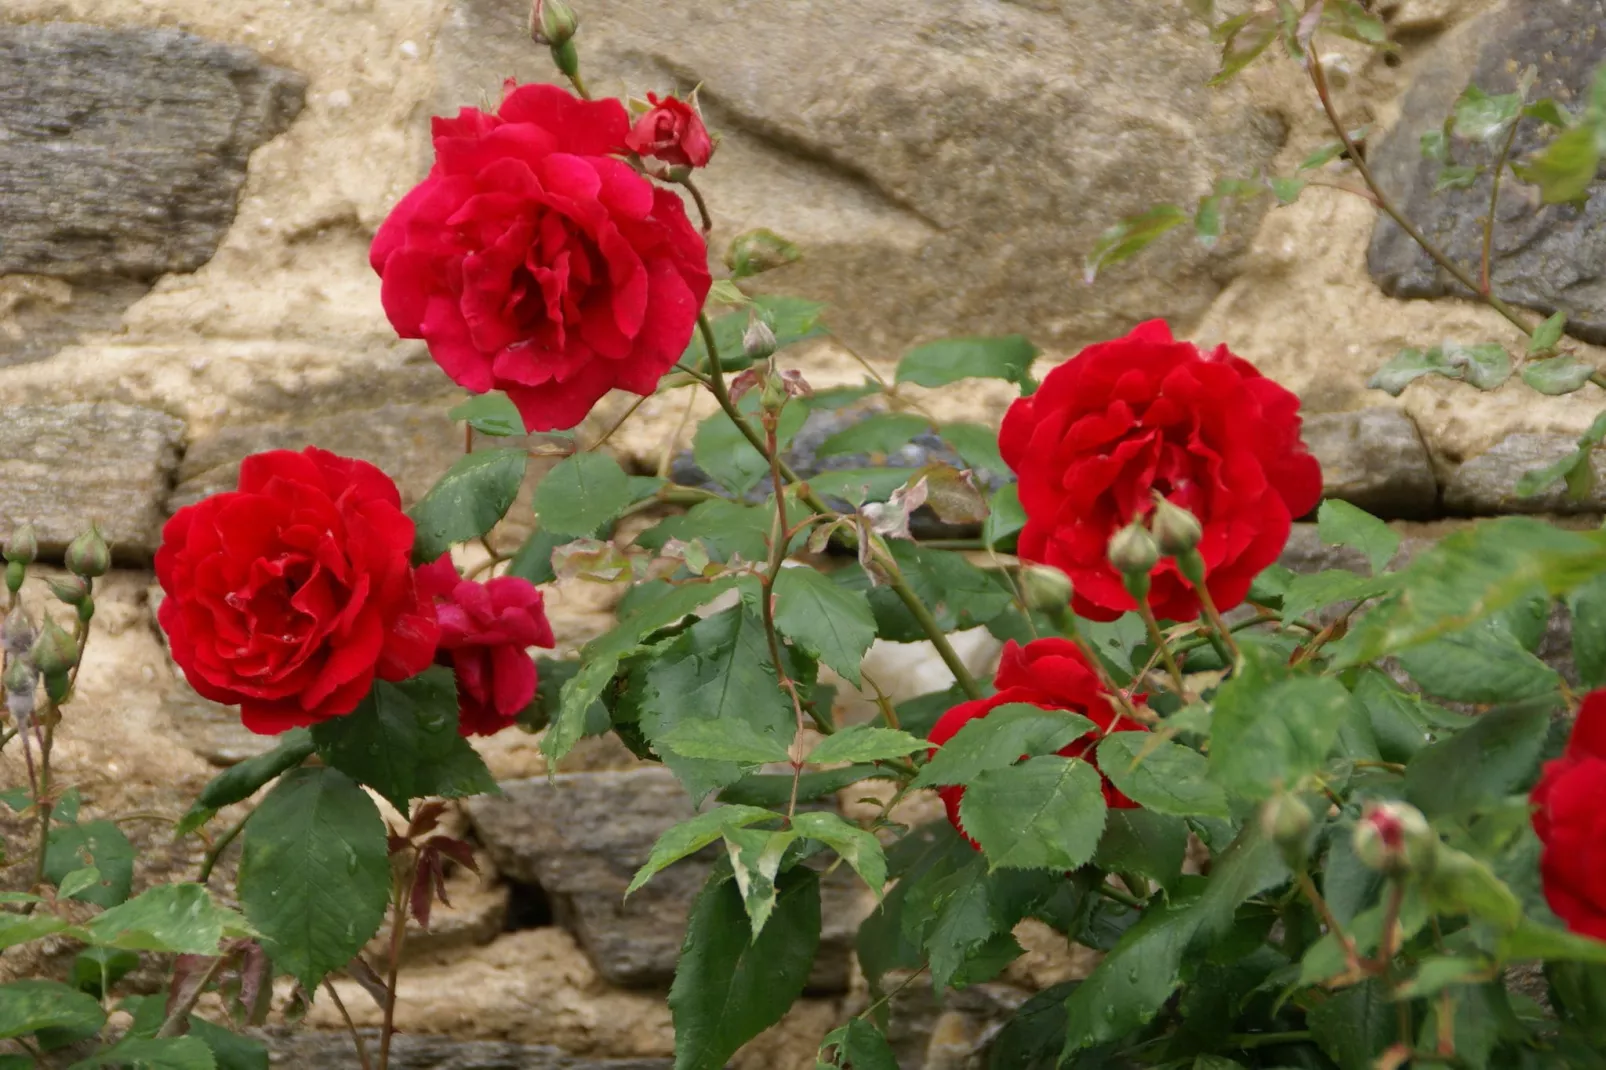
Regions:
[[265, 1031, 675, 1069], [0, 403, 185, 563], [1302, 409, 1438, 519], [1367, 0, 1606, 343], [467, 768, 863, 990], [1441, 432, 1606, 515]]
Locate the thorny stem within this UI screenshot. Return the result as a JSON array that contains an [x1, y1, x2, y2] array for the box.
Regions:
[[1482, 119, 1522, 296], [1136, 602, 1188, 695], [1373, 879, 1408, 971], [376, 855, 417, 1070], [27, 709, 57, 900], [853, 964, 930, 1024], [326, 981, 375, 1070], [696, 312, 986, 701], [1306, 21, 1535, 339], [1177, 555, 1240, 665], [678, 176, 715, 235], [155, 954, 227, 1038], [1297, 871, 1363, 975], [198, 811, 253, 886]]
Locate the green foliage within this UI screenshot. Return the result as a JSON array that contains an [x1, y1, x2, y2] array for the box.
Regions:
[[669, 868, 821, 1070], [818, 1019, 898, 1070], [1517, 409, 1606, 500], [1368, 342, 1511, 396], [1317, 499, 1398, 574], [912, 704, 1095, 789], [1404, 702, 1550, 819], [806, 724, 925, 766], [683, 295, 826, 371], [408, 448, 527, 563], [531, 452, 633, 537], [637, 499, 770, 563], [1096, 733, 1230, 818], [0, 981, 106, 1041], [772, 566, 877, 685], [894, 336, 1039, 389], [816, 413, 930, 458], [1522, 354, 1596, 395], [1209, 647, 1356, 798], [628, 805, 778, 895], [236, 767, 390, 990], [717, 764, 895, 807], [693, 394, 808, 495], [1085, 206, 1188, 282], [448, 392, 524, 436], [960, 756, 1107, 871], [193, 729, 314, 813], [76, 883, 252, 955], [44, 820, 134, 909]]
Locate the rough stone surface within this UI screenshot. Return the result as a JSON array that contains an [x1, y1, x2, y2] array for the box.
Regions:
[[1441, 432, 1606, 515], [1302, 409, 1439, 519], [0, 403, 185, 562], [265, 1031, 675, 1069], [0, 23, 306, 365], [1367, 0, 1606, 343], [438, 0, 1285, 354], [467, 768, 865, 991]]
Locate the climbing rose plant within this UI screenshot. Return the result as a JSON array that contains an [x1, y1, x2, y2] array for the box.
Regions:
[[6, 3, 1606, 1070]]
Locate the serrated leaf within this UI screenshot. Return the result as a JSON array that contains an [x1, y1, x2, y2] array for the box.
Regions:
[[409, 448, 527, 562], [0, 980, 106, 1040], [1094, 809, 1188, 892], [692, 394, 809, 496], [311, 668, 495, 812], [1452, 84, 1523, 142], [68, 1036, 216, 1070], [195, 730, 314, 811], [806, 725, 925, 766], [717, 764, 894, 807], [913, 704, 1097, 789], [819, 1020, 898, 1070], [43, 821, 134, 910], [1422, 845, 1521, 929], [1397, 620, 1560, 704], [790, 811, 887, 896], [56, 867, 100, 902], [1209, 11, 1278, 85], [1209, 647, 1355, 798], [1530, 311, 1569, 355], [816, 413, 931, 458], [683, 296, 827, 372], [1280, 570, 1396, 625], [1084, 206, 1188, 282], [236, 767, 390, 990], [1499, 916, 1606, 964], [659, 719, 791, 765], [1368, 345, 1457, 396], [1523, 355, 1596, 395], [1570, 574, 1606, 688], [722, 826, 796, 938], [627, 805, 778, 896], [773, 567, 877, 686], [1096, 734, 1230, 818], [531, 452, 631, 537], [1318, 499, 1399, 575], [637, 500, 770, 564], [1309, 981, 1393, 1069], [960, 756, 1107, 871], [1404, 702, 1550, 819], [894, 335, 1038, 388], [1515, 123, 1600, 205], [0, 912, 68, 950], [78, 883, 252, 955], [1061, 898, 1194, 1055], [448, 393, 524, 436], [983, 483, 1026, 550], [669, 867, 820, 1070]]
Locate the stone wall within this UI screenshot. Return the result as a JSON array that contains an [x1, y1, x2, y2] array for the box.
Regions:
[[1, 0, 1603, 1066]]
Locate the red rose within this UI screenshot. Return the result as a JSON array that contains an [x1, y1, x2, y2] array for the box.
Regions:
[[926, 638, 1149, 849], [370, 83, 712, 433], [156, 449, 439, 735], [625, 93, 715, 169], [1000, 320, 1321, 623], [417, 557, 556, 737], [1531, 691, 1606, 941]]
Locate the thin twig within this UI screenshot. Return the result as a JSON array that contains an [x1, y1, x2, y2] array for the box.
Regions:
[[155, 955, 227, 1038], [376, 855, 416, 1070], [1482, 119, 1522, 296], [1136, 602, 1187, 695], [325, 981, 375, 1070], [197, 811, 252, 886], [677, 177, 715, 235]]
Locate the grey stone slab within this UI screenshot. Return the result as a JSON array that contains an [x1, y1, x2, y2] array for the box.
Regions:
[[265, 1031, 676, 1070], [1302, 409, 1438, 519], [1441, 432, 1606, 515]]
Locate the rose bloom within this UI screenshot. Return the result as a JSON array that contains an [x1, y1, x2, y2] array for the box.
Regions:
[[417, 556, 556, 737], [625, 93, 715, 169], [1000, 320, 1321, 622], [1531, 691, 1606, 940], [156, 449, 439, 735], [926, 638, 1149, 849], [371, 83, 712, 433]]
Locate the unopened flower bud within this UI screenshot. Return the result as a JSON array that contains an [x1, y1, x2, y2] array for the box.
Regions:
[[1108, 522, 1159, 579], [725, 228, 802, 279], [5, 560, 23, 596], [2, 606, 35, 658], [46, 575, 88, 607], [529, 0, 578, 46], [1261, 793, 1314, 868], [1353, 801, 1437, 878], [3, 657, 36, 696], [64, 527, 110, 579], [31, 617, 79, 678], [743, 318, 778, 362], [1018, 564, 1074, 614], [4, 523, 37, 566], [1151, 496, 1203, 557]]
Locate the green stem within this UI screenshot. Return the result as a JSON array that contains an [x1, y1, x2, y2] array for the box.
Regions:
[[1097, 881, 1147, 910], [1136, 602, 1187, 695], [1481, 118, 1522, 296], [197, 811, 252, 885], [678, 176, 714, 234], [156, 954, 227, 1038], [1228, 1031, 1312, 1050]]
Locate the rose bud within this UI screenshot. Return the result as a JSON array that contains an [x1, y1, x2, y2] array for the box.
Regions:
[[1354, 801, 1437, 878], [743, 318, 778, 362], [1018, 564, 1075, 614], [32, 616, 79, 678], [1261, 792, 1315, 869], [64, 526, 110, 579], [4, 523, 37, 566], [1151, 495, 1204, 557], [530, 0, 578, 46], [2, 605, 36, 658], [625, 93, 716, 169]]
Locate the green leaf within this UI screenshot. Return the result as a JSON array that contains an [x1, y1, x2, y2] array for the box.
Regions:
[[1530, 311, 1569, 356], [77, 883, 250, 955], [692, 395, 808, 496], [543, 576, 741, 765], [448, 393, 524, 436], [960, 756, 1107, 871], [1309, 980, 1393, 1070], [1452, 84, 1523, 142], [0, 912, 68, 950], [68, 1036, 216, 1070], [627, 805, 778, 896], [1405, 703, 1549, 819], [504, 526, 566, 585], [938, 422, 1009, 477], [772, 567, 877, 686], [1061, 898, 1195, 1055], [1436, 164, 1483, 191], [725, 229, 802, 279], [982, 483, 1026, 552], [1421, 128, 1449, 162], [185, 1019, 268, 1070], [637, 500, 770, 564], [722, 826, 797, 938], [1095, 809, 1188, 892], [1279, 570, 1395, 625], [683, 296, 827, 371], [912, 704, 1097, 789], [816, 413, 931, 458], [408, 448, 528, 563], [1084, 206, 1188, 282], [1422, 845, 1522, 929], [820, 1020, 898, 1070], [669, 867, 821, 1070], [1368, 345, 1457, 396], [530, 452, 631, 537], [1523, 354, 1596, 395], [311, 668, 496, 812], [1515, 123, 1600, 205], [658, 719, 790, 765], [236, 767, 390, 990], [1498, 916, 1606, 964], [69, 949, 139, 1000], [194, 729, 314, 811], [849, 542, 1015, 642], [1318, 499, 1399, 575], [1396, 622, 1560, 704], [895, 336, 1038, 389], [1209, 648, 1356, 798], [1447, 342, 1513, 389], [44, 821, 134, 909], [0, 980, 106, 1040], [57, 867, 101, 902], [1396, 955, 1495, 999], [806, 724, 925, 766], [1096, 733, 1230, 818], [791, 810, 887, 895], [1194, 194, 1224, 247], [717, 764, 895, 807], [641, 606, 800, 801], [1570, 574, 1606, 688]]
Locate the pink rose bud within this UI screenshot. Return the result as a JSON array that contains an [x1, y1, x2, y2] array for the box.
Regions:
[[625, 93, 716, 169]]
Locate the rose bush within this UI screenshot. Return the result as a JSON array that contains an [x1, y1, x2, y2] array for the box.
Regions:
[[370, 83, 712, 433], [155, 447, 439, 734], [1001, 319, 1322, 622]]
